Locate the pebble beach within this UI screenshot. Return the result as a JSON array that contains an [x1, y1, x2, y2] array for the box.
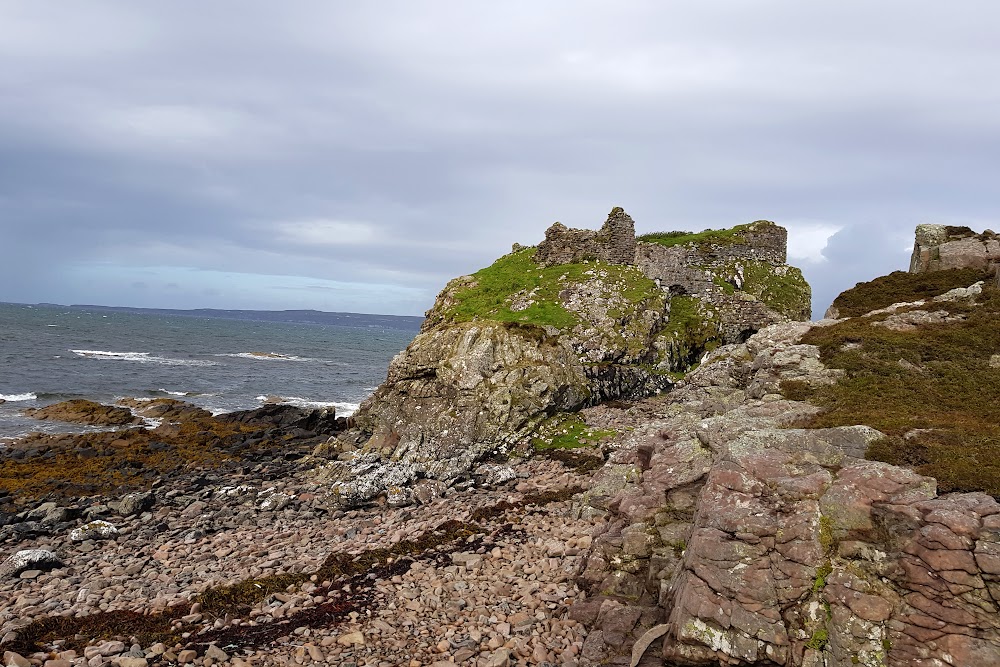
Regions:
[[1, 449, 603, 667]]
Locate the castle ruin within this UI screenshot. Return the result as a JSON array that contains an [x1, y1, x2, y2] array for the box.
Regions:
[[531, 208, 808, 338]]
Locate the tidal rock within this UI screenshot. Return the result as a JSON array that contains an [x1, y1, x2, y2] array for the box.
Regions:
[[217, 403, 340, 434], [23, 400, 140, 426], [0, 549, 61, 578], [26, 502, 75, 525], [116, 398, 212, 422]]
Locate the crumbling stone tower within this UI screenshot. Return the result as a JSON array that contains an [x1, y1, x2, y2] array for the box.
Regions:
[[534, 207, 637, 267]]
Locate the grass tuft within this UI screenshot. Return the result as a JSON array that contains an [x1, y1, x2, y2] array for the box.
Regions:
[[435, 247, 662, 331], [637, 223, 761, 249]]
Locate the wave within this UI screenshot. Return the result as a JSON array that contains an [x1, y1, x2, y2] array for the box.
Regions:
[[70, 350, 219, 367], [36, 391, 89, 401], [255, 395, 359, 416], [0, 392, 36, 402], [150, 388, 212, 397], [217, 351, 315, 362]]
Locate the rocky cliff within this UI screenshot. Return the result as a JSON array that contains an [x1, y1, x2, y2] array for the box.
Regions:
[[572, 227, 1000, 666], [323, 208, 811, 506]]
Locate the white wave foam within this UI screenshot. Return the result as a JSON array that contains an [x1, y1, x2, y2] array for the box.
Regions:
[[0, 393, 36, 402], [255, 395, 358, 416], [218, 351, 318, 362], [71, 350, 218, 367]]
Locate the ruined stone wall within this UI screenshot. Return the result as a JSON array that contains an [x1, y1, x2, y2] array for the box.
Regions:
[[634, 221, 788, 301], [910, 223, 1000, 274], [534, 207, 637, 267]]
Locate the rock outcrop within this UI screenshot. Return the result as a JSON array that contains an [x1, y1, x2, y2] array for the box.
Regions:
[[326, 209, 811, 507], [574, 316, 1000, 666], [910, 223, 1000, 274], [4, 400, 349, 513], [572, 227, 1000, 665]]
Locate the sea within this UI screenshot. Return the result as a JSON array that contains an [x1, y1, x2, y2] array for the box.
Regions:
[[0, 302, 422, 441]]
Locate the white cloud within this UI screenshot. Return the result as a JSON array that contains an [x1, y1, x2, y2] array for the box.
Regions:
[[785, 222, 843, 264]]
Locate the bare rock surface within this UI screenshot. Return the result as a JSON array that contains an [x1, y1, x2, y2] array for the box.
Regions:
[[910, 224, 1000, 274], [573, 317, 1000, 666]]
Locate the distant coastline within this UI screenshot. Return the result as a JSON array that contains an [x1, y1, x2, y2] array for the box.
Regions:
[[7, 302, 425, 331]]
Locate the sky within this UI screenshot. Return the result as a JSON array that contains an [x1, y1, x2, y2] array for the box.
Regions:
[[1, 2, 998, 318]]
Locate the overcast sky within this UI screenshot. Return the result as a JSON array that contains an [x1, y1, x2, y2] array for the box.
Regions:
[[1, 2, 998, 317]]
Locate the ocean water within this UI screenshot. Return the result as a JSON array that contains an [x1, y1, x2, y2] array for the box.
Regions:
[[0, 302, 421, 440]]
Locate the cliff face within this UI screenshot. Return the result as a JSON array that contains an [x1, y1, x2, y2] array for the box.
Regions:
[[324, 208, 810, 506]]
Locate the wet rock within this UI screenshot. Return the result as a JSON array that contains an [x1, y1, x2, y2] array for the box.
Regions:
[[216, 404, 340, 435], [23, 400, 140, 426]]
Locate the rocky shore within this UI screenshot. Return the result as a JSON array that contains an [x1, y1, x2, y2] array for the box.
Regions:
[[1, 440, 599, 667], [5, 220, 1000, 666]]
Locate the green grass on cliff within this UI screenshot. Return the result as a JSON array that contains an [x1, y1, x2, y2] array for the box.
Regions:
[[785, 279, 1000, 497], [531, 412, 616, 450], [441, 247, 661, 330], [829, 268, 992, 318], [637, 222, 758, 249], [737, 260, 812, 320], [654, 296, 724, 371]]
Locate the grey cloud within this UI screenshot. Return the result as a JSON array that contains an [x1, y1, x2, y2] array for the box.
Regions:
[[1, 1, 999, 314]]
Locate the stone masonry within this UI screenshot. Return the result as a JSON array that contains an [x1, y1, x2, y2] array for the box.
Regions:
[[535, 207, 638, 267], [534, 211, 806, 341]]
